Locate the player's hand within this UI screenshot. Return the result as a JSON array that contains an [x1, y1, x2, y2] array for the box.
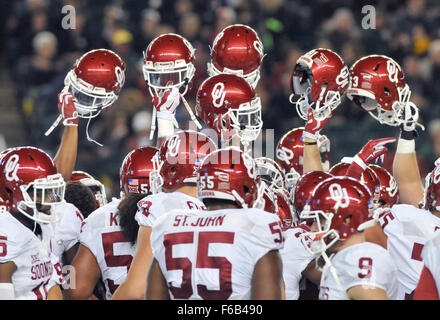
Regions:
[[58, 89, 78, 126], [303, 108, 331, 140], [397, 101, 425, 137], [153, 82, 181, 120], [356, 137, 396, 165]]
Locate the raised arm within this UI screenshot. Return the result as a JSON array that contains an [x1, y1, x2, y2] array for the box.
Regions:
[[303, 109, 331, 173], [53, 90, 79, 181], [392, 105, 424, 206]]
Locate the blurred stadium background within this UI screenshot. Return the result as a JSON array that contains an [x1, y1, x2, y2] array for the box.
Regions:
[[0, 0, 439, 198]]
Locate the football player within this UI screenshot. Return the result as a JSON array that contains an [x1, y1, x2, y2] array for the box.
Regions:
[[300, 176, 399, 300], [65, 146, 158, 300], [64, 181, 97, 219], [414, 232, 440, 300], [70, 171, 107, 208], [146, 148, 283, 299], [0, 147, 65, 299], [207, 24, 264, 89], [112, 131, 217, 300], [281, 171, 333, 300]]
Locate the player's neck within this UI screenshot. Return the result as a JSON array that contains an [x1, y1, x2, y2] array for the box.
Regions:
[[335, 232, 365, 252], [9, 209, 41, 235], [433, 210, 440, 219], [174, 184, 197, 198]]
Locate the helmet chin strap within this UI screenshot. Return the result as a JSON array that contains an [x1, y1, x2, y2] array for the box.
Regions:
[[85, 113, 103, 147]]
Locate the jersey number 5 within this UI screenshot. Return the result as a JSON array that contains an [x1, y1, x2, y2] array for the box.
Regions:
[[164, 231, 234, 299]]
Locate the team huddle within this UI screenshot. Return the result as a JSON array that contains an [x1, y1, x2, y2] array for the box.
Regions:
[[1, 24, 440, 300]]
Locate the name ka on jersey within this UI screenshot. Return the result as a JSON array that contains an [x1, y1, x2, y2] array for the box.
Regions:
[[379, 204, 440, 299], [150, 207, 284, 300], [79, 198, 135, 299], [0, 213, 64, 300], [319, 242, 399, 300]]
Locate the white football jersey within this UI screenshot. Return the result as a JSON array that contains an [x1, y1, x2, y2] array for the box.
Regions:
[[280, 225, 314, 300], [135, 191, 206, 228], [421, 232, 440, 295], [51, 202, 84, 265], [379, 204, 440, 299], [151, 207, 284, 300], [0, 212, 64, 300], [319, 242, 399, 300], [79, 198, 136, 300]]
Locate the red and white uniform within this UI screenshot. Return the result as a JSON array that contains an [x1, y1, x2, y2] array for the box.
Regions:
[[280, 225, 314, 300], [0, 212, 64, 300], [414, 233, 440, 299], [0, 197, 8, 214], [135, 192, 206, 228], [319, 242, 399, 300], [379, 204, 440, 299], [79, 198, 135, 300], [150, 208, 284, 300], [51, 202, 84, 265]]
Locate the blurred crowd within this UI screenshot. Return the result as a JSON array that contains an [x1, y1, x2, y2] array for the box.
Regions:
[[1, 0, 440, 198]]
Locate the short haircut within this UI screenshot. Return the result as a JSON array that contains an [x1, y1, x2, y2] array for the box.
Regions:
[[65, 181, 96, 218]]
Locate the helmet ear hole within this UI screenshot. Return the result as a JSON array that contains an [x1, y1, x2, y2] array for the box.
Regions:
[[384, 87, 391, 96], [170, 166, 178, 174], [243, 185, 250, 195]]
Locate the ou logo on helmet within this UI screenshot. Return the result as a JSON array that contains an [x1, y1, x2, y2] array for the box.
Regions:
[[114, 66, 125, 88], [253, 40, 264, 57], [212, 82, 226, 108], [276, 146, 294, 165], [166, 135, 181, 158], [329, 183, 350, 210], [5, 154, 19, 182], [386, 60, 399, 84], [336, 66, 349, 88]]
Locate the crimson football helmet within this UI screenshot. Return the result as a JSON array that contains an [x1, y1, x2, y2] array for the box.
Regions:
[[346, 55, 419, 127], [143, 33, 195, 96], [255, 157, 285, 192], [197, 147, 261, 208], [70, 171, 107, 208], [119, 146, 159, 197], [300, 176, 374, 256], [65, 49, 126, 118], [276, 127, 331, 189], [368, 164, 399, 207], [151, 130, 217, 193], [274, 188, 295, 229], [293, 171, 333, 222], [422, 159, 440, 212], [329, 161, 380, 207], [290, 48, 349, 120], [0, 147, 66, 223], [196, 73, 263, 143], [208, 24, 264, 88]]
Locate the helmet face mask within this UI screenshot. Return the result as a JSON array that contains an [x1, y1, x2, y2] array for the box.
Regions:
[[226, 97, 263, 143], [255, 158, 285, 192], [143, 33, 196, 97], [65, 70, 119, 119], [18, 173, 66, 224]]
